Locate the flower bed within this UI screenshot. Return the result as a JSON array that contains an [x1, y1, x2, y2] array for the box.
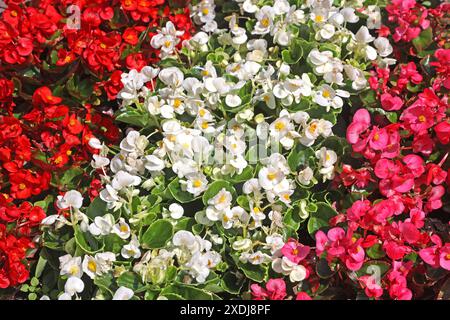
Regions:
[[0, 0, 448, 300]]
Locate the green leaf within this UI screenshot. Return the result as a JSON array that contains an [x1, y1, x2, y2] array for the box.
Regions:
[[161, 284, 220, 300], [287, 143, 315, 171], [115, 110, 149, 127], [86, 197, 108, 219], [366, 243, 386, 259], [74, 225, 104, 254], [141, 219, 173, 249], [202, 180, 236, 206], [34, 256, 48, 278], [412, 28, 433, 52], [235, 259, 268, 283], [34, 195, 54, 212], [307, 202, 338, 235], [117, 272, 143, 291], [168, 178, 198, 203], [220, 271, 244, 294], [355, 261, 390, 278], [60, 167, 83, 188]]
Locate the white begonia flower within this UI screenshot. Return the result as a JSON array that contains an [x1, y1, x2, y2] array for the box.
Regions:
[[121, 236, 141, 259], [91, 154, 110, 169], [208, 188, 232, 211], [229, 14, 247, 45], [273, 0, 290, 15], [247, 251, 271, 265], [144, 155, 165, 172], [344, 65, 367, 91], [313, 85, 349, 110], [242, 178, 261, 195], [111, 171, 142, 190], [353, 26, 377, 60], [374, 37, 393, 57], [64, 276, 84, 296], [158, 67, 184, 88], [100, 184, 119, 203], [290, 264, 308, 282], [56, 190, 83, 210], [59, 254, 83, 278], [298, 167, 314, 185], [320, 165, 336, 182], [150, 21, 184, 57], [232, 238, 253, 251], [173, 230, 197, 249], [120, 130, 148, 154], [118, 69, 146, 102], [112, 218, 131, 240], [340, 7, 359, 23], [184, 173, 208, 197], [318, 23, 335, 40], [315, 147, 337, 168], [58, 293, 72, 300], [242, 0, 259, 13], [40, 295, 50, 300], [220, 210, 234, 229], [88, 137, 103, 149], [169, 203, 184, 219], [82, 252, 116, 280], [365, 5, 382, 29], [265, 234, 285, 255], [253, 6, 275, 35], [113, 287, 134, 300], [88, 214, 115, 236]]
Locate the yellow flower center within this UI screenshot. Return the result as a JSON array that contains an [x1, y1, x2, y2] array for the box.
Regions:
[[201, 121, 209, 129], [199, 108, 206, 117], [418, 115, 426, 123], [66, 150, 72, 156], [100, 43, 107, 49], [173, 99, 182, 108], [87, 261, 97, 272], [274, 121, 285, 131], [10, 10, 18, 17], [193, 179, 202, 188], [315, 15, 324, 23], [120, 225, 128, 233], [69, 265, 79, 276], [267, 172, 277, 181], [261, 17, 270, 28], [322, 89, 331, 98], [373, 133, 380, 141], [19, 183, 26, 190], [309, 123, 318, 133], [202, 8, 209, 15], [164, 40, 172, 48]]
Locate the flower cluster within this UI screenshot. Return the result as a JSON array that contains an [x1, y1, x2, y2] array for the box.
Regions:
[[27, 0, 401, 300], [0, 0, 198, 292], [0, 0, 448, 301]]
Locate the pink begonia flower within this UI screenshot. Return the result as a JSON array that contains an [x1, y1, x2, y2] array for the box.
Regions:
[[251, 279, 287, 300], [383, 240, 411, 261], [424, 185, 445, 212], [281, 239, 310, 264], [359, 275, 383, 299], [380, 93, 403, 111], [407, 208, 425, 228], [368, 127, 389, 150], [374, 158, 397, 179], [399, 222, 421, 244], [419, 235, 450, 271], [412, 132, 434, 156], [400, 104, 435, 134], [346, 109, 371, 144], [426, 163, 448, 185], [434, 120, 450, 145], [402, 154, 425, 178], [296, 292, 312, 300]]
